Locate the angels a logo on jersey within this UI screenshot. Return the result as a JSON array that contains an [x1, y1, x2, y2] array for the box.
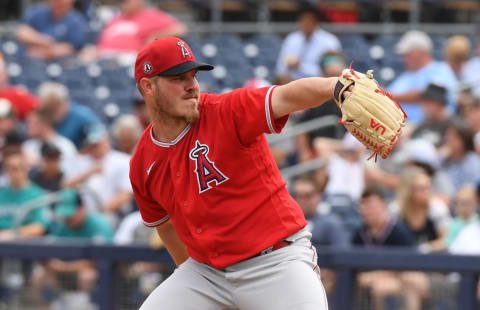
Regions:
[[189, 140, 228, 194]]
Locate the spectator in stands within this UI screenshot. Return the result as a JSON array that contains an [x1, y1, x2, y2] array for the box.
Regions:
[[37, 82, 99, 149], [388, 30, 457, 124], [446, 185, 480, 255], [28, 142, 64, 192], [353, 187, 416, 310], [0, 99, 27, 161], [407, 140, 455, 202], [31, 189, 113, 308], [23, 107, 77, 171], [293, 174, 349, 247], [16, 0, 87, 60], [391, 167, 451, 252], [49, 189, 114, 241], [292, 173, 348, 296], [111, 114, 143, 154], [62, 125, 133, 223], [441, 119, 480, 191], [366, 139, 455, 204], [0, 53, 39, 120], [411, 83, 452, 147], [275, 5, 341, 83], [444, 35, 471, 79], [324, 133, 365, 202], [81, 0, 187, 61], [0, 151, 50, 240], [353, 186, 414, 246]]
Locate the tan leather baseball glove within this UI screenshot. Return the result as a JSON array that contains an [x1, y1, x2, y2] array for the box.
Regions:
[[333, 65, 407, 160]]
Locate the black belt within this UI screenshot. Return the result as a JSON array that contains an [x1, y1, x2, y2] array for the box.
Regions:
[[255, 240, 291, 257]]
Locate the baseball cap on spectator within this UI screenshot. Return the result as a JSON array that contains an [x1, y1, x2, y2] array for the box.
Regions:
[[420, 83, 447, 105], [319, 51, 346, 70], [81, 124, 107, 148], [134, 37, 213, 82], [41, 142, 61, 159], [53, 189, 81, 219], [395, 30, 433, 54], [407, 139, 440, 171]]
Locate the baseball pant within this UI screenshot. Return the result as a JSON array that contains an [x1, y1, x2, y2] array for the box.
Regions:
[[139, 228, 328, 310]]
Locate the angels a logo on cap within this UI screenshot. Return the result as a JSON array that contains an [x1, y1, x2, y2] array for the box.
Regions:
[[177, 41, 190, 58], [143, 62, 153, 74]]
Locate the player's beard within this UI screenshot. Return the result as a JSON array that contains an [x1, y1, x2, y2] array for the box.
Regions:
[[182, 93, 200, 123], [153, 89, 200, 124]]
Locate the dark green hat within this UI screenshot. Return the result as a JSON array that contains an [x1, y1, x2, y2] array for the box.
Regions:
[[54, 189, 80, 219]]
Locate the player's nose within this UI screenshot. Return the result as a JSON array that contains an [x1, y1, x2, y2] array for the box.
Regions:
[[184, 76, 199, 92]]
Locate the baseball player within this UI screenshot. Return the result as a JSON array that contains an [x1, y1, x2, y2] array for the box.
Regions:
[[130, 37, 403, 310]]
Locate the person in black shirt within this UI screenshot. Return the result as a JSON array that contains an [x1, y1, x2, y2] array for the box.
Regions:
[[411, 83, 452, 147], [353, 187, 427, 310], [352, 187, 413, 247], [28, 142, 64, 192]]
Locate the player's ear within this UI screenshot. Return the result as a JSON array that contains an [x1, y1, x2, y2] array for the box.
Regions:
[[139, 77, 155, 97]]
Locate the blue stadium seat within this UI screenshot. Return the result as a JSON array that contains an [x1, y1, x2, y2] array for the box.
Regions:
[[339, 34, 370, 50], [374, 34, 401, 49], [324, 193, 357, 210]]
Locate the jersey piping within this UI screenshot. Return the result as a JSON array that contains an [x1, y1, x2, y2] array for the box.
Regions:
[[144, 214, 170, 227], [150, 123, 192, 148], [265, 86, 276, 134]]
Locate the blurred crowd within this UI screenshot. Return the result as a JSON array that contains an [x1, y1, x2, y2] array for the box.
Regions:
[[0, 0, 479, 309]]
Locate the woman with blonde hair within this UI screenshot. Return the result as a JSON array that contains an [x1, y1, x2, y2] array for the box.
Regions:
[[393, 167, 451, 251], [444, 35, 471, 78], [389, 167, 453, 310]]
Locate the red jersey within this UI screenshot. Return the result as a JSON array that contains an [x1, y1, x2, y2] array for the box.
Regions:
[[130, 86, 307, 269], [0, 87, 38, 120], [97, 9, 182, 54]]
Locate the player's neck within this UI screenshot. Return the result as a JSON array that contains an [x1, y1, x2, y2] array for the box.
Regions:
[[151, 118, 190, 143]]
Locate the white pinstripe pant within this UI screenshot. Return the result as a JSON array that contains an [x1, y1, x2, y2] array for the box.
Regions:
[[140, 229, 329, 310]]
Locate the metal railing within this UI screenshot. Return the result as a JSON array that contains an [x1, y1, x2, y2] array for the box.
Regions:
[[267, 115, 340, 181], [0, 240, 478, 310]]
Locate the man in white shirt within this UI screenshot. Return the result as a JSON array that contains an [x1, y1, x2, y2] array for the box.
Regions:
[[275, 6, 341, 83], [62, 125, 133, 223]]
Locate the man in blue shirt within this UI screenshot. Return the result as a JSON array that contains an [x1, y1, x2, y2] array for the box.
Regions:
[[16, 0, 87, 59], [388, 31, 457, 124], [37, 81, 99, 148]]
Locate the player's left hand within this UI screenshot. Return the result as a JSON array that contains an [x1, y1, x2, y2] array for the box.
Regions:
[[342, 85, 354, 100], [333, 65, 407, 160]]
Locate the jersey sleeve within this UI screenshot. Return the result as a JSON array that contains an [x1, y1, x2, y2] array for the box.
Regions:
[[131, 182, 169, 227], [213, 86, 289, 146]]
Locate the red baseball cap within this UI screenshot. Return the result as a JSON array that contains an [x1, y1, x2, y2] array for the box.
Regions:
[[134, 37, 213, 82]]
